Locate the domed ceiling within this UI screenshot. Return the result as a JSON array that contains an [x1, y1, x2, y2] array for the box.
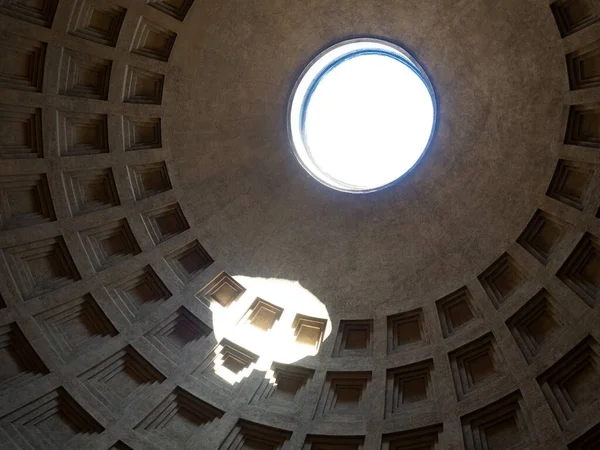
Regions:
[[0, 0, 599, 449], [170, 0, 566, 315]]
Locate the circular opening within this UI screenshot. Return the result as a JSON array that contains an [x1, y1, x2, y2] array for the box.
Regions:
[[288, 38, 437, 193]]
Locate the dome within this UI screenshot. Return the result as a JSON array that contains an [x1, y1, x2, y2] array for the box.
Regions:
[[0, 0, 599, 448]]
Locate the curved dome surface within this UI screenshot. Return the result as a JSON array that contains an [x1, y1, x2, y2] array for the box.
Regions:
[[0, 0, 599, 449], [168, 0, 565, 314]]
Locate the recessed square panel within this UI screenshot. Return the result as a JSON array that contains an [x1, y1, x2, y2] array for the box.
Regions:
[[198, 272, 246, 308], [293, 314, 327, 350], [245, 298, 283, 331]]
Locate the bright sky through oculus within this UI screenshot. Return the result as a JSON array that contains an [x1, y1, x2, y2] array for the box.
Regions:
[[289, 39, 436, 193]]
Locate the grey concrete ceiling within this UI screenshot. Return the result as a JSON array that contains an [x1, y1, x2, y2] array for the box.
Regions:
[[0, 0, 599, 449], [167, 0, 565, 315]]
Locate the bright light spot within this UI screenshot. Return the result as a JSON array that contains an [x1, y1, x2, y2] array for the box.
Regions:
[[305, 54, 434, 187], [212, 343, 256, 385], [209, 276, 331, 384], [289, 39, 436, 193]]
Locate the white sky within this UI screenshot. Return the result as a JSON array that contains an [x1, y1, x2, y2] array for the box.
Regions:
[[303, 53, 434, 189]]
